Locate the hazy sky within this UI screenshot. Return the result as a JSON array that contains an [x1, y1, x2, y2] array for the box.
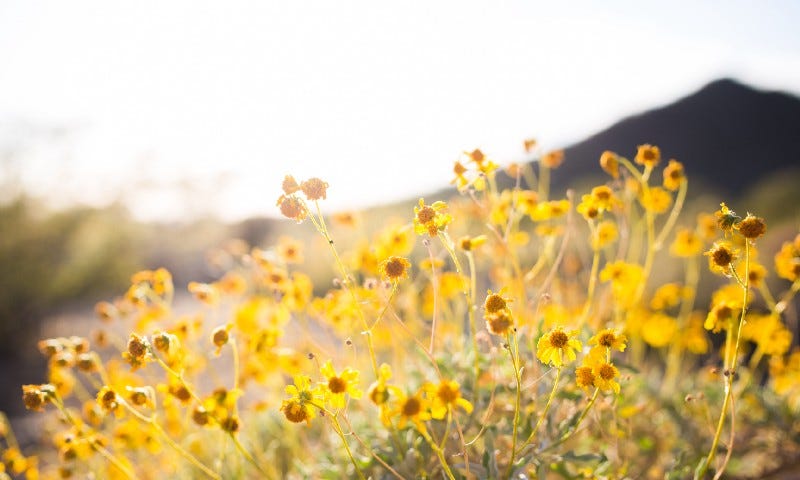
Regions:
[[1, 1, 799, 221]]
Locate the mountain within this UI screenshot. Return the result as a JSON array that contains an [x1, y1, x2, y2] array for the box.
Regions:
[[550, 79, 800, 196]]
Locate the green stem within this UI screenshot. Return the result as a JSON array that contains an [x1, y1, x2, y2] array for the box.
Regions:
[[520, 367, 562, 452]]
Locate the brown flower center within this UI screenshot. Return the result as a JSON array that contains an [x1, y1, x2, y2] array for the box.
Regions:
[[417, 206, 435, 224], [549, 331, 569, 348], [328, 376, 347, 394], [402, 397, 421, 417]]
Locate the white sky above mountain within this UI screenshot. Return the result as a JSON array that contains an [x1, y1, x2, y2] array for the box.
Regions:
[[1, 1, 799, 221]]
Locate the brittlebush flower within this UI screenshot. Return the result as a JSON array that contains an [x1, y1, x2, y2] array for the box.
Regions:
[[575, 365, 596, 392], [592, 221, 618, 250], [541, 149, 565, 169], [320, 360, 362, 409], [388, 389, 431, 432], [589, 329, 627, 354], [591, 359, 621, 394], [300, 177, 329, 201], [277, 194, 308, 223], [599, 151, 619, 178], [775, 234, 800, 281], [737, 214, 767, 239], [715, 202, 741, 234], [662, 159, 685, 191], [639, 187, 672, 214], [425, 380, 473, 420], [379, 256, 411, 282], [413, 198, 452, 237], [537, 327, 582, 367], [635, 144, 660, 167], [705, 241, 737, 276], [641, 313, 678, 348], [670, 228, 702, 257], [281, 375, 323, 425]]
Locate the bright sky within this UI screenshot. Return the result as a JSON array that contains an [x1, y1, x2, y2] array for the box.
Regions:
[[1, 1, 799, 222]]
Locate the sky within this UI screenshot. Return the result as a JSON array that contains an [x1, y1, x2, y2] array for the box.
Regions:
[[1, 1, 799, 222]]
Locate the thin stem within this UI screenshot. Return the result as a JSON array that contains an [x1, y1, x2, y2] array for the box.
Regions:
[[504, 331, 524, 479], [330, 415, 366, 480], [697, 240, 750, 479], [654, 178, 688, 250], [340, 414, 406, 480], [547, 387, 600, 452], [521, 367, 562, 452], [312, 200, 379, 377]]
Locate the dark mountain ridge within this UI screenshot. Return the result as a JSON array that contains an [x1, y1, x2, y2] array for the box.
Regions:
[[550, 78, 800, 196]]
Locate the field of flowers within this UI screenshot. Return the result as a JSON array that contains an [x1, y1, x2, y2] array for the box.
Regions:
[[3, 143, 800, 479]]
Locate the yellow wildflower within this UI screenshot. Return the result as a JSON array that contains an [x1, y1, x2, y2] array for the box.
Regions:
[[592, 221, 618, 250], [670, 228, 702, 257], [281, 375, 323, 425], [775, 234, 800, 281], [641, 313, 677, 348], [425, 380, 473, 420], [379, 256, 411, 282], [639, 186, 672, 214], [589, 329, 627, 353], [320, 360, 362, 409], [705, 241, 737, 276], [388, 388, 431, 432], [599, 150, 619, 179], [662, 159, 685, 191], [413, 198, 452, 237], [537, 327, 582, 367], [634, 144, 661, 167]]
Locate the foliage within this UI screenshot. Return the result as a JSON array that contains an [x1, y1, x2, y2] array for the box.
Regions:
[[3, 143, 800, 479]]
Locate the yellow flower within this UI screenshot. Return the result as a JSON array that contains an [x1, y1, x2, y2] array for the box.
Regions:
[[600, 261, 644, 308], [281, 375, 323, 425], [742, 314, 792, 357], [591, 359, 621, 394], [715, 202, 741, 234], [775, 234, 800, 281], [679, 313, 710, 354], [650, 283, 690, 311], [588, 329, 627, 353], [376, 223, 414, 258], [705, 241, 738, 276], [276, 194, 308, 223], [424, 380, 473, 420], [276, 236, 305, 264], [484, 288, 512, 316], [413, 198, 453, 237], [662, 159, 685, 191], [388, 388, 431, 432], [541, 149, 565, 169], [641, 313, 677, 348], [320, 360, 362, 410], [188, 281, 220, 306], [537, 327, 582, 367], [575, 365, 596, 392], [300, 177, 329, 201], [458, 235, 487, 252], [599, 151, 619, 179], [379, 256, 411, 282], [592, 221, 618, 250], [634, 144, 661, 167], [670, 228, 702, 257], [529, 199, 570, 221], [639, 186, 672, 214]]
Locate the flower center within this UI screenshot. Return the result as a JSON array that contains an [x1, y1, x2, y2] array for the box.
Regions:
[[549, 331, 569, 348], [328, 376, 347, 394], [402, 397, 421, 416]]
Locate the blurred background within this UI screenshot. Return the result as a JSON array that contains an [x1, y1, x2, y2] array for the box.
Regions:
[[1, 0, 799, 423]]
